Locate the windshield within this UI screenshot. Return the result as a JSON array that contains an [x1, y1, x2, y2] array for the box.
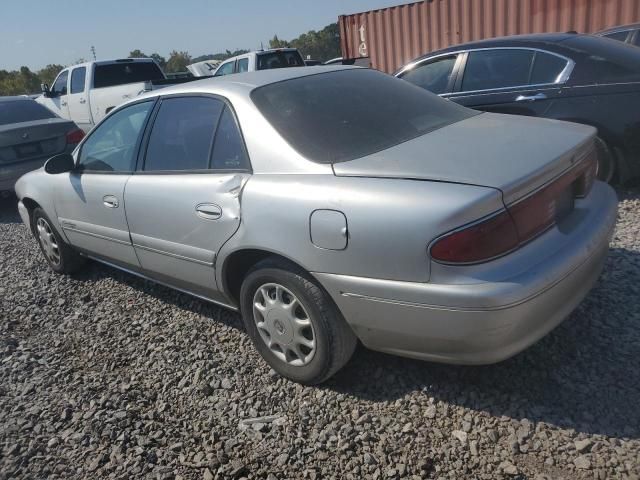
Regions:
[[257, 51, 305, 70], [0, 100, 56, 126], [251, 69, 477, 163], [94, 62, 165, 88]]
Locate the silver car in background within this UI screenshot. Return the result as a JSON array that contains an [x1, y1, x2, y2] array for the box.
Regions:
[[14, 67, 618, 384], [1, 97, 84, 192]]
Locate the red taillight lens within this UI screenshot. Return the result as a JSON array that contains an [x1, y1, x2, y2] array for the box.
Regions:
[[66, 128, 85, 144], [430, 210, 519, 263], [431, 146, 598, 264]]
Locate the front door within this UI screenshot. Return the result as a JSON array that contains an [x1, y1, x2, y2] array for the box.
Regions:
[[39, 69, 70, 119], [447, 48, 570, 117], [67, 66, 92, 132], [54, 100, 155, 268], [124, 95, 252, 300]]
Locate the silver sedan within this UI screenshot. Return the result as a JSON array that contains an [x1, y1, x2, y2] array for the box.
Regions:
[[14, 66, 618, 384]]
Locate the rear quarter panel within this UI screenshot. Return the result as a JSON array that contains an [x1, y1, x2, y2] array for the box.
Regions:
[[216, 174, 503, 285], [89, 82, 148, 125]]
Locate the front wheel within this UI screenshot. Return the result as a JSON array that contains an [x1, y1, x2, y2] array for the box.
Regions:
[[32, 207, 85, 274], [594, 137, 616, 184], [240, 258, 357, 384]]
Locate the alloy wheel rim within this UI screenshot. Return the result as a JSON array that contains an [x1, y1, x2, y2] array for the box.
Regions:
[[36, 218, 61, 266], [252, 283, 316, 366]]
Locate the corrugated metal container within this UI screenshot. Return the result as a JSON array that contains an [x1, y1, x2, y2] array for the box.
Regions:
[[339, 0, 640, 73]]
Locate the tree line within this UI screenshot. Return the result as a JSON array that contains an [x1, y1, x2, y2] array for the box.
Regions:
[[0, 23, 341, 96]]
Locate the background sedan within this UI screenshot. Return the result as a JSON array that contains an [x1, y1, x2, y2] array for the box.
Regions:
[[0, 96, 84, 193], [395, 33, 640, 184]]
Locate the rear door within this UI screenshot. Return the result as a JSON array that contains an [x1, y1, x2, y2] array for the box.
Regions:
[[448, 48, 572, 117], [67, 66, 92, 131], [124, 95, 251, 300], [54, 100, 155, 268]]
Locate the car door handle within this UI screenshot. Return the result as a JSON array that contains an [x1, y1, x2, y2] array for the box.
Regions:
[[195, 203, 222, 220], [79, 98, 86, 104], [103, 195, 119, 208], [61, 101, 68, 106], [515, 93, 547, 102]]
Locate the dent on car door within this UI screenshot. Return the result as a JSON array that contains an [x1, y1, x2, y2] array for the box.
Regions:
[[448, 49, 568, 116], [54, 100, 155, 268], [124, 95, 251, 301]]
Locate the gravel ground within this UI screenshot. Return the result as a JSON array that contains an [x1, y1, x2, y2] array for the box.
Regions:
[[1, 190, 639, 480]]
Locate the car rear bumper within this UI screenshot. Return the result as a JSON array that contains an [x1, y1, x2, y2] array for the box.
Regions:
[[313, 181, 618, 364]]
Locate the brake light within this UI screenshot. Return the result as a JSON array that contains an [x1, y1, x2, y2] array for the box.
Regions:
[[66, 128, 85, 144], [430, 146, 598, 264]]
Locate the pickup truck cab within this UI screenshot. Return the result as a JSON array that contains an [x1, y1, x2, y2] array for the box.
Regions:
[[213, 49, 305, 77], [36, 58, 165, 132]]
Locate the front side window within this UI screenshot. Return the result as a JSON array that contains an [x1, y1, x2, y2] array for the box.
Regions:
[[78, 101, 153, 172], [237, 58, 249, 73], [462, 49, 534, 91], [251, 69, 476, 164], [70, 67, 86, 94], [215, 61, 235, 76], [51, 70, 68, 96], [144, 97, 224, 171], [399, 56, 457, 94]]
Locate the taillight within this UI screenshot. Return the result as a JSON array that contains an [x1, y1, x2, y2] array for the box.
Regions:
[[66, 128, 85, 144], [431, 146, 598, 264]]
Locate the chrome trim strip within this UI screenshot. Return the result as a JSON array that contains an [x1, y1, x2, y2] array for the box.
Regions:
[[396, 46, 575, 94], [132, 242, 214, 266], [84, 255, 238, 311], [62, 226, 131, 246]]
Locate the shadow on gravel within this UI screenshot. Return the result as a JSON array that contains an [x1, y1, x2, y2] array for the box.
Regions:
[[0, 193, 20, 224], [327, 245, 640, 441]]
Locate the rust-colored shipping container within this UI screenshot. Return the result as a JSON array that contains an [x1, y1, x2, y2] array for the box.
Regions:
[[339, 0, 640, 73]]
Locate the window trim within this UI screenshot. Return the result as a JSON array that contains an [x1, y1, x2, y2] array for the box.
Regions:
[[73, 98, 158, 175], [395, 53, 464, 95], [136, 92, 253, 175], [451, 47, 575, 95]]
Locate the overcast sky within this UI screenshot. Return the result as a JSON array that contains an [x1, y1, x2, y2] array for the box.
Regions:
[[1, 0, 402, 71]]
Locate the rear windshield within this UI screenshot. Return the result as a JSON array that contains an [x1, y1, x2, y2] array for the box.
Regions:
[[251, 69, 477, 163], [257, 51, 305, 70], [94, 62, 165, 88], [0, 100, 56, 126]]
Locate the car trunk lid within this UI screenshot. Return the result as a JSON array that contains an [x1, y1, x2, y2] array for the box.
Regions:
[[0, 118, 74, 164], [332, 112, 596, 205]]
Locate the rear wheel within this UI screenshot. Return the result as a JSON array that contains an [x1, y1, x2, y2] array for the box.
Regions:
[[32, 208, 85, 274], [240, 258, 357, 384], [594, 137, 616, 184]]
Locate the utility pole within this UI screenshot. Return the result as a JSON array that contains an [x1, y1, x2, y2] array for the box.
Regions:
[[91, 46, 96, 61]]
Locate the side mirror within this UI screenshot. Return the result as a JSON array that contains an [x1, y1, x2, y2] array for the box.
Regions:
[[44, 153, 75, 174], [41, 83, 51, 97]]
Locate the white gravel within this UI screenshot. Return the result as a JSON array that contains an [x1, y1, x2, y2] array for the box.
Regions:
[[1, 190, 639, 479]]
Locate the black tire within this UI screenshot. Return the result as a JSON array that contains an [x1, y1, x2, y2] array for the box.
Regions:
[[594, 137, 616, 184], [240, 257, 357, 384], [32, 207, 85, 274]]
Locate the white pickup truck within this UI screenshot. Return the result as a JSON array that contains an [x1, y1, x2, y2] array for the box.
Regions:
[[36, 58, 166, 132]]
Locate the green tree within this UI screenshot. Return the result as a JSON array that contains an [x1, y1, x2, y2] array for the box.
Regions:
[[271, 23, 341, 62], [0, 66, 41, 95], [269, 35, 291, 49], [37, 64, 65, 86], [150, 53, 167, 70], [128, 49, 148, 58], [165, 50, 192, 73]]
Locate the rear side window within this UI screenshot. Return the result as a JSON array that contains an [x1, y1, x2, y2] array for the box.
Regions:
[[251, 69, 477, 164], [215, 61, 235, 76], [237, 58, 249, 73], [144, 97, 224, 171], [633, 31, 640, 47], [257, 51, 305, 70], [93, 62, 164, 88], [211, 107, 250, 170], [603, 31, 630, 42], [530, 52, 569, 84], [400, 56, 457, 94], [0, 100, 55, 126], [70, 67, 86, 94], [462, 49, 534, 91]]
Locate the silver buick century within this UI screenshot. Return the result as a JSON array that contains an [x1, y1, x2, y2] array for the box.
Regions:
[[15, 67, 618, 384]]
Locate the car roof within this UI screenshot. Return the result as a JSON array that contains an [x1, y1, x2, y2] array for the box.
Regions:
[[138, 65, 360, 100], [0, 95, 35, 103], [597, 22, 640, 34], [425, 32, 578, 55]]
